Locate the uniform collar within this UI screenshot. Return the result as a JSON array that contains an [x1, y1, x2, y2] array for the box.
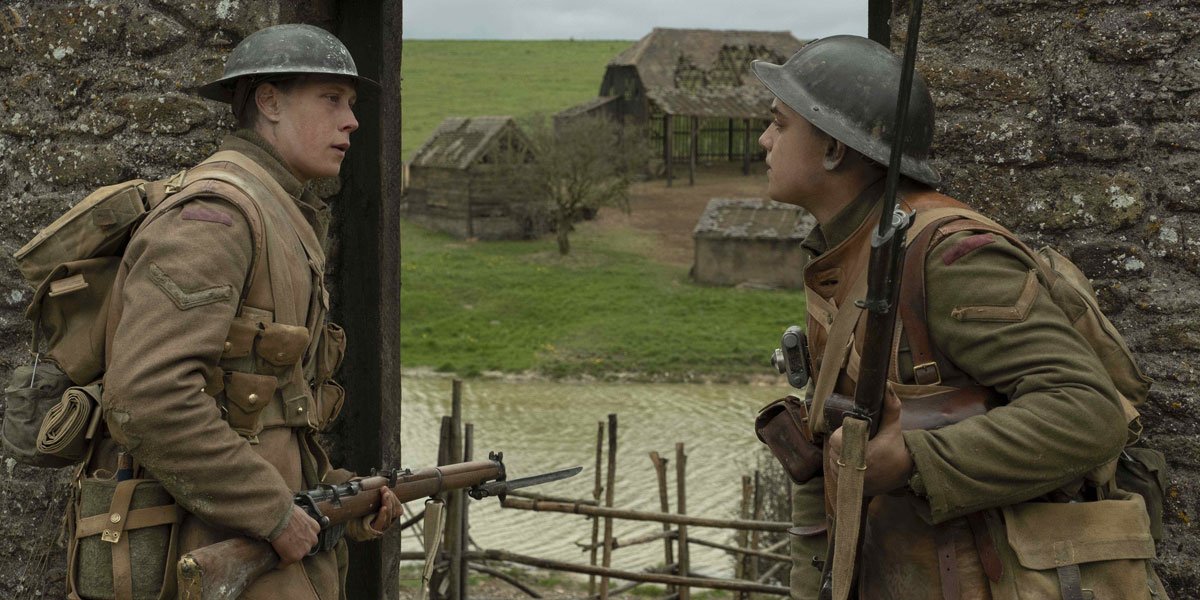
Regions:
[[222, 129, 332, 237], [800, 177, 887, 257]]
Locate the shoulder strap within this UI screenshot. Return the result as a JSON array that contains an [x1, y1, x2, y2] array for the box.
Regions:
[[898, 202, 1053, 386], [140, 174, 267, 315]]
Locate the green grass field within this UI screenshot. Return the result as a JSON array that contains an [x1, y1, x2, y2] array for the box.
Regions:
[[401, 220, 804, 380], [401, 40, 632, 159]]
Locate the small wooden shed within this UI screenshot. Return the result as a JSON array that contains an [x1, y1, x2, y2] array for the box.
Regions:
[[402, 116, 539, 239], [692, 198, 815, 289]]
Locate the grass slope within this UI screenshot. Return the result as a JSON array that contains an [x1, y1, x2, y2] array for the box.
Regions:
[[401, 220, 805, 380], [401, 40, 632, 159]]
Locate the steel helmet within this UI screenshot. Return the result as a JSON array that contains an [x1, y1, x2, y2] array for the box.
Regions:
[[197, 23, 380, 103], [751, 35, 939, 186]]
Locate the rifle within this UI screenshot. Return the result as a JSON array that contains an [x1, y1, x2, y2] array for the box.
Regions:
[[176, 452, 580, 600], [814, 3, 927, 599]]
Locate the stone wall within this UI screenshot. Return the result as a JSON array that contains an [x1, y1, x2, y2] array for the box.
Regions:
[[0, 2, 340, 596], [909, 0, 1200, 594]]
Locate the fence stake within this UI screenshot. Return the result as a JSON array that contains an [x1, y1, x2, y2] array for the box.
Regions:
[[499, 497, 789, 531], [446, 380, 465, 600], [750, 469, 763, 589], [675, 442, 690, 600], [649, 451, 675, 595], [600, 414, 619, 599], [589, 421, 604, 595], [460, 422, 473, 600], [736, 475, 751, 600]]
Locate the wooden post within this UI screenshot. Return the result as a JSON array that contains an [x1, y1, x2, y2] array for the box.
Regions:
[[461, 423, 473, 600], [727, 118, 734, 161], [589, 422, 604, 596], [599, 414, 618, 599], [742, 118, 752, 176], [736, 475, 752, 599], [664, 114, 674, 187], [446, 380, 465, 600], [649, 452, 675, 595], [688, 116, 698, 186], [750, 470, 763, 587], [675, 443, 690, 600]]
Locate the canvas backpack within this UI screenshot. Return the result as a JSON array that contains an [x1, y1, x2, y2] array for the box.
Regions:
[[2, 163, 265, 469]]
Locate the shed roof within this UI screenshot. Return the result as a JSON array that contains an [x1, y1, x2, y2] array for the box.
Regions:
[[693, 198, 815, 240], [611, 28, 805, 92], [647, 88, 771, 119], [410, 116, 520, 169]]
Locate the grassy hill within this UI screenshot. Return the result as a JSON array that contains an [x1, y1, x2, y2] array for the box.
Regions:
[[401, 39, 631, 159]]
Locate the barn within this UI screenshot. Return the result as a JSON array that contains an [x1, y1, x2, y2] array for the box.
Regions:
[[692, 198, 815, 289], [558, 28, 807, 184], [402, 116, 541, 240]]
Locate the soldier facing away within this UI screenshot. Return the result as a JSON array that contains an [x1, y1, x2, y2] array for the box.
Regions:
[[752, 36, 1168, 599], [70, 24, 401, 599]]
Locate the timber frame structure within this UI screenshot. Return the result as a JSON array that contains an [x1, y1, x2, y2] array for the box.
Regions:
[[557, 28, 806, 185]]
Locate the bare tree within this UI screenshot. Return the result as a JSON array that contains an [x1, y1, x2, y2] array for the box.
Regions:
[[509, 114, 650, 255]]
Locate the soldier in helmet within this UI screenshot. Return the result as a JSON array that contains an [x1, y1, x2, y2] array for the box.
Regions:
[[752, 36, 1167, 598], [76, 24, 401, 599]]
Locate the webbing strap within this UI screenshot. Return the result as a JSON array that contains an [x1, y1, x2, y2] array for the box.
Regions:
[[830, 416, 869, 600], [104, 480, 141, 600], [420, 499, 447, 600], [933, 523, 960, 600], [807, 271, 868, 435], [1057, 564, 1086, 600], [74, 503, 183, 538]]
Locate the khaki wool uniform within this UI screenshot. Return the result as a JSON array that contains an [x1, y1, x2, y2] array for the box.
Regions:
[[96, 130, 367, 600], [788, 180, 1163, 599]]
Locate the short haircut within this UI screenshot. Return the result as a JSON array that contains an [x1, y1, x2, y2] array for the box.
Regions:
[[234, 76, 301, 130]]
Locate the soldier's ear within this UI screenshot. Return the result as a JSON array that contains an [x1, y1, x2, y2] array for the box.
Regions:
[[823, 138, 848, 172], [255, 83, 284, 124]]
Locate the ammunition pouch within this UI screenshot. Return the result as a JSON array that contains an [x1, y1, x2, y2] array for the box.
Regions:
[[994, 491, 1167, 599], [70, 478, 182, 600], [1116, 447, 1168, 542], [2, 361, 76, 468]]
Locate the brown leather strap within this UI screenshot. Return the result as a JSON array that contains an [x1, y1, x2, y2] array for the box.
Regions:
[[933, 522, 960, 600], [966, 512, 1003, 583], [1057, 564, 1086, 600], [75, 503, 183, 538], [899, 214, 962, 386], [103, 480, 142, 600], [830, 416, 870, 600]]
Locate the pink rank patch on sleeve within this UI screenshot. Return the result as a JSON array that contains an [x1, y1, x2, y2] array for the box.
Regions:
[[942, 233, 995, 265], [180, 206, 234, 227]]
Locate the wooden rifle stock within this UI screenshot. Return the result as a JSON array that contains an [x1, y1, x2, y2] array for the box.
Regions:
[[177, 459, 503, 600]]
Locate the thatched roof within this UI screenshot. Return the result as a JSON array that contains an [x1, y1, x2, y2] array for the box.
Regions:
[[693, 198, 815, 240], [610, 28, 805, 92], [410, 116, 524, 169]]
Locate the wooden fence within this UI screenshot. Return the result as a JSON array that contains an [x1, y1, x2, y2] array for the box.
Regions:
[[399, 380, 791, 599]]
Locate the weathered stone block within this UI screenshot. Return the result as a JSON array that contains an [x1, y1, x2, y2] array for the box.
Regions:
[[1057, 121, 1144, 161], [937, 115, 1050, 166], [1084, 8, 1185, 62], [150, 0, 280, 38], [1000, 168, 1144, 232], [1069, 240, 1149, 279], [127, 7, 188, 56], [20, 143, 127, 187], [56, 111, 127, 138], [1154, 122, 1200, 151], [13, 4, 128, 65], [113, 92, 210, 134]]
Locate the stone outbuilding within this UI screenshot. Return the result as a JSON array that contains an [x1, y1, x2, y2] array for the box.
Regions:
[[402, 116, 539, 239], [692, 198, 815, 289], [558, 28, 806, 183]]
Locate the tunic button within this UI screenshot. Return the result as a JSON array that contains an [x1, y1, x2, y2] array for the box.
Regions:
[[276, 352, 286, 360], [109, 513, 121, 524], [298, 406, 304, 413], [248, 393, 259, 405], [223, 342, 232, 352]]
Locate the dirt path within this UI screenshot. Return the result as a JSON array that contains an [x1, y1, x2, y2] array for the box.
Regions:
[[592, 163, 769, 267]]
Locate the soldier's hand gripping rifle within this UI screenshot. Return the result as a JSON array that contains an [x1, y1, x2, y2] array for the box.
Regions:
[[176, 452, 580, 600]]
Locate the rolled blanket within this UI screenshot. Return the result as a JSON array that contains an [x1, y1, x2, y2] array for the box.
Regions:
[[37, 384, 102, 463]]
